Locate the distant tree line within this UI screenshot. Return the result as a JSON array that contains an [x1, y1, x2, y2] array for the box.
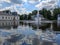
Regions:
[[19, 8, 60, 20], [2, 8, 60, 20], [19, 13, 32, 20]]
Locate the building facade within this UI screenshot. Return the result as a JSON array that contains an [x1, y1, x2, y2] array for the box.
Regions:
[[0, 11, 19, 20], [57, 14, 60, 21], [32, 14, 46, 21]]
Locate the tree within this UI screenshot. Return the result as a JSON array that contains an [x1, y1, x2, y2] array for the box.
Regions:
[[27, 13, 32, 20], [39, 8, 51, 20], [23, 14, 27, 20], [20, 15, 24, 20], [32, 10, 37, 15], [53, 8, 60, 20], [19, 8, 60, 20]]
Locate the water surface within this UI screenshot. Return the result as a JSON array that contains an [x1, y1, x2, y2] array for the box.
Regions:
[[0, 21, 60, 45]]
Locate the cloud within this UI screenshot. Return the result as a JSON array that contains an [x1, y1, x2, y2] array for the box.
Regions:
[[35, 0, 59, 10], [0, 0, 11, 3], [0, 0, 59, 15], [22, 0, 27, 2], [0, 0, 32, 15], [0, 0, 28, 15], [28, 0, 40, 4], [14, 5, 28, 15], [10, 0, 23, 4], [0, 0, 25, 14], [0, 1, 13, 10], [0, 4, 26, 14], [0, 5, 14, 11], [0, 0, 25, 4]]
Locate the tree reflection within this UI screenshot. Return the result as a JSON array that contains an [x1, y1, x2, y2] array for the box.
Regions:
[[31, 23, 50, 30], [53, 22, 60, 31]]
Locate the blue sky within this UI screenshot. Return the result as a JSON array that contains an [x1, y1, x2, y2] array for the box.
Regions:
[[0, 0, 60, 14]]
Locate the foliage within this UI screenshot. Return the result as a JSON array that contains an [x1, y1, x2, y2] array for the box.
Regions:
[[3, 8, 60, 20], [39, 8, 51, 20], [32, 10, 37, 15], [19, 8, 60, 20], [20, 13, 32, 20], [53, 8, 60, 20]]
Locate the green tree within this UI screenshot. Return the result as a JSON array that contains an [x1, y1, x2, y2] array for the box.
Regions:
[[32, 10, 37, 15], [19, 8, 60, 20], [39, 8, 51, 20], [20, 15, 24, 20], [53, 8, 60, 20], [28, 13, 32, 20], [23, 14, 28, 20]]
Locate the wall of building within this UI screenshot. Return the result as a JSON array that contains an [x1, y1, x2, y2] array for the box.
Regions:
[[57, 14, 60, 21], [0, 15, 19, 20], [15, 16, 20, 20]]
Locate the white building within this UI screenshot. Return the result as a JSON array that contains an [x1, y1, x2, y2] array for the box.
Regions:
[[57, 14, 60, 26], [57, 14, 60, 21], [32, 14, 46, 21], [0, 11, 19, 21]]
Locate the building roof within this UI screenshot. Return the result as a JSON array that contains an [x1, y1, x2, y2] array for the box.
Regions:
[[0, 11, 18, 16]]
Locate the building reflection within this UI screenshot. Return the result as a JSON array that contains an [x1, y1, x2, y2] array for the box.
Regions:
[[0, 21, 19, 29]]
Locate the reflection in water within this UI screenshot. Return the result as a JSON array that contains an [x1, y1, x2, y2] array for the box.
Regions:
[[42, 41, 53, 45], [0, 21, 19, 29], [0, 21, 60, 45]]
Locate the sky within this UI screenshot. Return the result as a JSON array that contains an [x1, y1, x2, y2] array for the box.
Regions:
[[0, 0, 60, 15]]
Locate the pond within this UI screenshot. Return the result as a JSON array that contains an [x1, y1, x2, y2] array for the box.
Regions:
[[0, 21, 60, 45]]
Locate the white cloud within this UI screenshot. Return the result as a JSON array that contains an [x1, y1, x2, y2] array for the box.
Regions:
[[0, 0, 11, 3], [12, 5, 28, 15], [0, 1, 13, 10], [22, 0, 27, 2], [0, 5, 14, 11], [35, 0, 59, 10], [10, 0, 24, 4], [0, 0, 25, 14], [0, 0, 25, 4], [28, 0, 40, 4], [0, 4, 27, 15], [0, 0, 59, 15]]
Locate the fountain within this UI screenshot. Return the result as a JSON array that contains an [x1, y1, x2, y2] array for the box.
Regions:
[[50, 23, 53, 30], [36, 10, 42, 30]]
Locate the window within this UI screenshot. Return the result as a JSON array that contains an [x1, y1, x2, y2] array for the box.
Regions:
[[2, 17, 4, 19], [8, 17, 10, 19], [17, 17, 19, 19], [5, 17, 7, 19], [11, 17, 13, 20]]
